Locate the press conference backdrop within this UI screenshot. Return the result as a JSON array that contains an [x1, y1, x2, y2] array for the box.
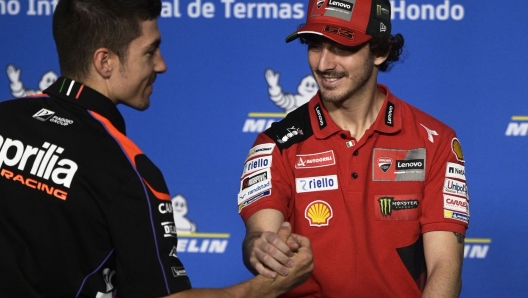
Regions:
[[0, 0, 526, 296]]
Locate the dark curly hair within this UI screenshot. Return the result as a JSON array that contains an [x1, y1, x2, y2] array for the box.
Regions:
[[369, 33, 405, 72]]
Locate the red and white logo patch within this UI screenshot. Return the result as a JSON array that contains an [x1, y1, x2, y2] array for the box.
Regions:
[[295, 150, 335, 169], [377, 157, 393, 173]]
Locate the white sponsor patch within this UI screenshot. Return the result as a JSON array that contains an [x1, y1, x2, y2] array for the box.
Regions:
[[443, 194, 468, 214], [242, 156, 272, 177], [238, 169, 272, 204], [443, 178, 468, 197], [245, 143, 275, 161], [295, 150, 335, 169], [295, 175, 338, 193], [445, 162, 465, 180], [238, 189, 271, 213]]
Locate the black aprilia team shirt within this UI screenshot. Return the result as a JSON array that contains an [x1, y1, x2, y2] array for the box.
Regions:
[[0, 77, 191, 297]]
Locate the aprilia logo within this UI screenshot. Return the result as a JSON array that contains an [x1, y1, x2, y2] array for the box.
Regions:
[[0, 134, 78, 188]]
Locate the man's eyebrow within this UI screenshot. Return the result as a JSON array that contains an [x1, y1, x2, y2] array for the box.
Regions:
[[146, 38, 162, 51]]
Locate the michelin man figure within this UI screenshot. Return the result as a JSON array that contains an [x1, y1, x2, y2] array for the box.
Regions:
[[6, 64, 58, 97], [171, 194, 196, 233], [265, 68, 318, 113]]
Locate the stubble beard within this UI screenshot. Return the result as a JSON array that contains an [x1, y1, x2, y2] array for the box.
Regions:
[[315, 54, 375, 105]]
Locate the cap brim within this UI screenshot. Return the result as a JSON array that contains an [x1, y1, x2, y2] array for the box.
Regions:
[[285, 22, 372, 47]]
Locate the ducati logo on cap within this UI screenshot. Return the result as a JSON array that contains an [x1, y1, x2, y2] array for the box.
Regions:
[[317, 0, 325, 8], [378, 157, 393, 173]]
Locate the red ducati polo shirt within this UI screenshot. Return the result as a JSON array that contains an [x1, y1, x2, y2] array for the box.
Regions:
[[239, 85, 469, 297]]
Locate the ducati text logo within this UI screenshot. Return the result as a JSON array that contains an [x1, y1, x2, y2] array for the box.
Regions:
[[295, 150, 335, 169], [305, 200, 333, 227], [377, 157, 393, 172], [378, 197, 419, 216]]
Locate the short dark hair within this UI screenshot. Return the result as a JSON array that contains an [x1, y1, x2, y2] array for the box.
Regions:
[[53, 0, 162, 81], [369, 33, 405, 72]]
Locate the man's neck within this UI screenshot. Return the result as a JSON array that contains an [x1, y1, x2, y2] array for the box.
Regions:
[[323, 84, 386, 141]]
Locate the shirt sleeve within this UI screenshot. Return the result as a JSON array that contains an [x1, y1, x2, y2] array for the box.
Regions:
[[421, 130, 469, 235], [238, 133, 293, 222]]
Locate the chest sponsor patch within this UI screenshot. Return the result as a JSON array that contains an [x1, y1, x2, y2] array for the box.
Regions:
[[242, 156, 272, 177], [443, 194, 469, 214], [305, 200, 333, 227], [295, 175, 338, 193], [295, 150, 335, 169], [246, 143, 275, 161], [445, 162, 465, 181], [375, 195, 421, 221], [372, 148, 426, 181], [443, 178, 468, 198]]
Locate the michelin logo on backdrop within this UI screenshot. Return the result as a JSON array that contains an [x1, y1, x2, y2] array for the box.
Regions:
[[505, 115, 528, 137], [6, 64, 57, 97], [169, 194, 230, 253], [242, 69, 317, 133]]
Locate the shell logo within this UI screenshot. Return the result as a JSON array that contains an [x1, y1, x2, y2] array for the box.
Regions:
[[305, 200, 333, 227], [451, 138, 464, 162]]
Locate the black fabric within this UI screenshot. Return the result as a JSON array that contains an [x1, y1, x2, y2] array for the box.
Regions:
[[264, 103, 314, 152], [396, 236, 427, 288], [0, 78, 191, 297]]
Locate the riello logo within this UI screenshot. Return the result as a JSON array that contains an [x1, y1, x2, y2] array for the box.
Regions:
[[0, 134, 78, 200]]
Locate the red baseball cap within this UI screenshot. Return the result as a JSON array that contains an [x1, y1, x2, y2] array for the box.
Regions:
[[285, 0, 392, 46]]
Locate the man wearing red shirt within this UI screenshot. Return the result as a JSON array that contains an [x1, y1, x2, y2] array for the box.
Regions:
[[239, 0, 469, 297]]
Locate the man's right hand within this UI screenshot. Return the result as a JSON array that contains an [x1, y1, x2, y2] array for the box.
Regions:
[[243, 210, 303, 279], [270, 222, 313, 294]]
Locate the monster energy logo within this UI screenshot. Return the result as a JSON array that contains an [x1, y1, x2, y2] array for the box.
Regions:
[[378, 197, 419, 216]]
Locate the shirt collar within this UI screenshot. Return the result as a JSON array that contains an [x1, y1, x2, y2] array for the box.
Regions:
[[44, 77, 126, 135], [309, 84, 402, 139]]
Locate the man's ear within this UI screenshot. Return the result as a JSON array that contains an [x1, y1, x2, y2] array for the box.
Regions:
[[92, 48, 116, 79], [374, 48, 390, 67]]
